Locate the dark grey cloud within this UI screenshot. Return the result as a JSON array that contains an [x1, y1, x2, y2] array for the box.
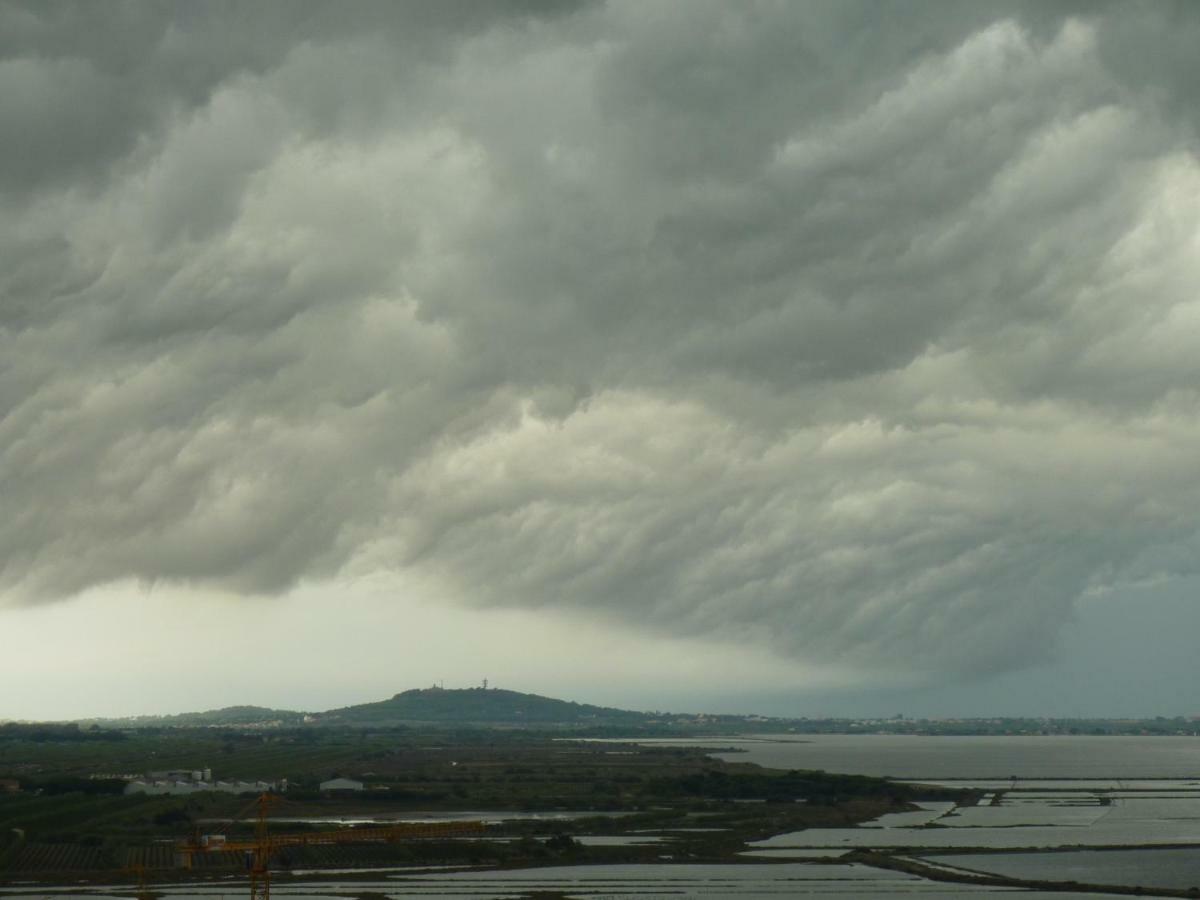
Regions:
[[3, 0, 1200, 681]]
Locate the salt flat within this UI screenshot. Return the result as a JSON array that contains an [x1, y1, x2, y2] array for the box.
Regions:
[[923, 848, 1200, 892], [937, 804, 1109, 827], [865, 801, 956, 827], [914, 779, 1200, 791], [751, 792, 1200, 850]]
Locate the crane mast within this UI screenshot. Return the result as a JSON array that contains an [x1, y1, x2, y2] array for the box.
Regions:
[[249, 793, 274, 900]]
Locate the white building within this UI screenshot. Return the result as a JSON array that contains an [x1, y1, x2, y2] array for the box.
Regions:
[[319, 777, 364, 792], [125, 778, 283, 796]]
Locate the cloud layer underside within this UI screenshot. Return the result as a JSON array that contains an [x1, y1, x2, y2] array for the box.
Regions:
[[4, 1, 1200, 678]]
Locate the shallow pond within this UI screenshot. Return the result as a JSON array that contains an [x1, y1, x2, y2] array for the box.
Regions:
[[923, 847, 1200, 891], [626, 734, 1200, 779], [0, 864, 1122, 899]]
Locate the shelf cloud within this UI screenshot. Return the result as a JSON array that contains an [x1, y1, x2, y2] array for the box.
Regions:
[[4, 1, 1200, 680]]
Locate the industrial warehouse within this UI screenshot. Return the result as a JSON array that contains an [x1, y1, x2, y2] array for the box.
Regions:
[[123, 768, 286, 796]]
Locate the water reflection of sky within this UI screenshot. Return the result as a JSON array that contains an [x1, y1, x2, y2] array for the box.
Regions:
[[925, 848, 1200, 892], [753, 784, 1200, 851], [624, 733, 1200, 779], [0, 862, 1119, 899]]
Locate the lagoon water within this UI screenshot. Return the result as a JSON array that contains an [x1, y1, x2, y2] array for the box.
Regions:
[[925, 848, 1200, 891], [634, 733, 1200, 779], [1, 866, 1123, 899]]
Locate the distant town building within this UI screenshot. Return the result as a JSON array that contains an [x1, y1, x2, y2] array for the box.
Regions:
[[124, 767, 283, 796], [319, 777, 364, 792], [125, 779, 285, 796], [0, 779, 20, 793], [147, 768, 211, 781]]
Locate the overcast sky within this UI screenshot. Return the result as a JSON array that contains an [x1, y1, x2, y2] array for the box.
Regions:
[[3, 1, 1200, 721]]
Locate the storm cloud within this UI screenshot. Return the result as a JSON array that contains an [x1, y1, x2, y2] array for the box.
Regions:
[[4, 0, 1200, 680]]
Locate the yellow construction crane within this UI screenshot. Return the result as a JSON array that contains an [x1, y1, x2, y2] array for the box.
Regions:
[[178, 793, 485, 900], [248, 792, 274, 900]]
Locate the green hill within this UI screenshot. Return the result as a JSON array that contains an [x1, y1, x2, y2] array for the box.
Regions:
[[70, 689, 737, 731], [314, 687, 656, 727], [82, 705, 307, 728]]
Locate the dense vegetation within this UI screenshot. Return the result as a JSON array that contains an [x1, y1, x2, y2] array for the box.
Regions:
[[73, 706, 307, 729], [0, 723, 126, 743], [317, 687, 653, 726]]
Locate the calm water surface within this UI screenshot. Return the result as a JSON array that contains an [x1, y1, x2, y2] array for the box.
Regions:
[[633, 734, 1200, 778], [925, 848, 1200, 891], [0, 865, 1120, 898]]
